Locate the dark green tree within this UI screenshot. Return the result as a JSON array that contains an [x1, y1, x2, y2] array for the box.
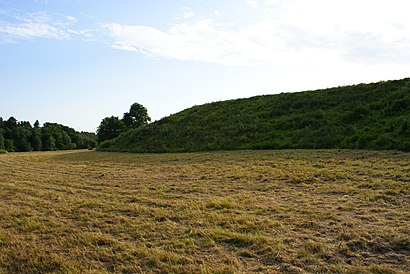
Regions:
[[5, 117, 17, 129], [6, 122, 33, 152], [12, 127, 33, 152], [3, 117, 18, 144], [58, 131, 74, 150], [0, 133, 4, 150], [41, 123, 73, 150], [30, 130, 42, 151], [42, 133, 56, 151], [4, 139, 15, 152], [78, 132, 98, 149], [97, 116, 125, 143], [123, 103, 151, 129], [42, 124, 57, 151], [30, 120, 42, 151]]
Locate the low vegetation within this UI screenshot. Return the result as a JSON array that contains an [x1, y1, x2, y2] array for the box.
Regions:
[[0, 149, 408, 273], [100, 78, 410, 152]]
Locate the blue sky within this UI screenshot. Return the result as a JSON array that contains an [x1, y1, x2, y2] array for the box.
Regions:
[[1, 0, 409, 132]]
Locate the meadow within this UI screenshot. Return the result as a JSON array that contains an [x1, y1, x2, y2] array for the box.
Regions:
[[0, 149, 409, 273]]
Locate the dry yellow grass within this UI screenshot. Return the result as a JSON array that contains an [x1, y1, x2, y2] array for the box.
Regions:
[[0, 149, 409, 273]]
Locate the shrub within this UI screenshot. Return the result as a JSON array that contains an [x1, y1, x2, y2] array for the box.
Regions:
[[97, 139, 116, 151]]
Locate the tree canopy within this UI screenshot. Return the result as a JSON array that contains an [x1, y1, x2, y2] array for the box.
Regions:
[[123, 103, 151, 129], [97, 116, 125, 143], [0, 117, 97, 152], [97, 103, 150, 143]]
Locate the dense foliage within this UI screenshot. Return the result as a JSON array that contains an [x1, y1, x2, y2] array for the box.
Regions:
[[97, 116, 125, 143], [99, 78, 410, 152], [97, 103, 150, 143], [123, 103, 151, 129], [0, 117, 97, 152]]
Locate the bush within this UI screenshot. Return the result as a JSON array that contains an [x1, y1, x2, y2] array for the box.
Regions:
[[0, 149, 7, 154], [97, 139, 116, 151], [4, 139, 15, 152]]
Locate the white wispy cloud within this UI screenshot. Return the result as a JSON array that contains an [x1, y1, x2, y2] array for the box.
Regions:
[[245, 0, 259, 8], [181, 7, 195, 19], [0, 11, 71, 42], [104, 0, 410, 67], [3, 1, 408, 68], [106, 19, 266, 66], [67, 28, 95, 41]]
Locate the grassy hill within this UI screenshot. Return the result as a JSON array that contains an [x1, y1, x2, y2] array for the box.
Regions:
[[100, 78, 410, 152]]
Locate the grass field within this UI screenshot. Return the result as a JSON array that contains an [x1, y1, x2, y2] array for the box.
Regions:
[[0, 150, 409, 273]]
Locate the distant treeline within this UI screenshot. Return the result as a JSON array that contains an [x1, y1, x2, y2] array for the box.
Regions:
[[99, 78, 410, 153], [0, 117, 97, 152]]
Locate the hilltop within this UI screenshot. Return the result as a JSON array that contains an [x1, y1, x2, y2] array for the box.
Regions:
[[99, 78, 410, 152]]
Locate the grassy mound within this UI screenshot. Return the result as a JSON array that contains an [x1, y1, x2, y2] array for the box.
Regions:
[[101, 78, 410, 152]]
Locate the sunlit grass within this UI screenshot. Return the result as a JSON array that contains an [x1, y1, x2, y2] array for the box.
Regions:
[[0, 149, 409, 273]]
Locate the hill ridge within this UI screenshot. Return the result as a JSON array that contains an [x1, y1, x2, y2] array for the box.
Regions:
[[99, 78, 410, 152]]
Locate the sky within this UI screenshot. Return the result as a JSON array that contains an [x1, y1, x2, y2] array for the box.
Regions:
[[1, 0, 409, 132]]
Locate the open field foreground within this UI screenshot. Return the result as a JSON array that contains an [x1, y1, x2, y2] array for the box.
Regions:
[[0, 150, 409, 273]]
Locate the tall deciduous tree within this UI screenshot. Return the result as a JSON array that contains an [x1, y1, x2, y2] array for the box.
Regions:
[[5, 117, 17, 128], [0, 133, 4, 150], [4, 139, 14, 152], [123, 103, 151, 129], [97, 116, 125, 143], [30, 120, 42, 151], [12, 126, 32, 152]]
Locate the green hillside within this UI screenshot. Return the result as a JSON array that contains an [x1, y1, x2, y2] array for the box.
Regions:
[[99, 78, 410, 152]]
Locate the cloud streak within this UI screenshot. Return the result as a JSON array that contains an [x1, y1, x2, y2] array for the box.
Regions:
[[0, 11, 71, 43], [2, 1, 409, 68], [106, 19, 270, 66], [104, 0, 410, 67]]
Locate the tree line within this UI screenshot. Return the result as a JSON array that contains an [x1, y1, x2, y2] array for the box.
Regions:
[[0, 117, 97, 152]]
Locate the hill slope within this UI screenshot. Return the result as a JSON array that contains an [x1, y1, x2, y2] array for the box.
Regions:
[[100, 78, 410, 152]]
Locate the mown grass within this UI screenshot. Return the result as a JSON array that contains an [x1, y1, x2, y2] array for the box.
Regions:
[[0, 150, 409, 273]]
